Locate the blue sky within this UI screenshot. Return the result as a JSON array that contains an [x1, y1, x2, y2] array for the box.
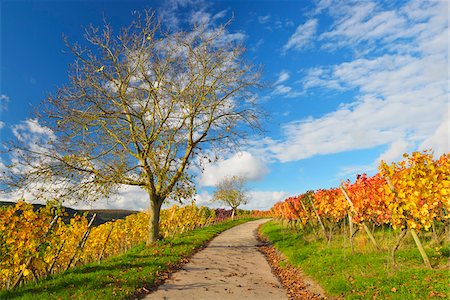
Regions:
[[0, 0, 448, 210]]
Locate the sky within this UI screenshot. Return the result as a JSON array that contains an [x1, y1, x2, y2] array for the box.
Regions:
[[0, 0, 448, 211]]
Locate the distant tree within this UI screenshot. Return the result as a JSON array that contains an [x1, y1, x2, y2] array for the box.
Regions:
[[212, 175, 249, 219], [1, 10, 262, 244]]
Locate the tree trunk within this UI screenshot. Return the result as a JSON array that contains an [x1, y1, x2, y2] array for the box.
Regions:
[[231, 207, 236, 220], [148, 196, 163, 245]]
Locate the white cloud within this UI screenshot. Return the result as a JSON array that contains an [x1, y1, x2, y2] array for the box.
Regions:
[[271, 85, 304, 98], [261, 0, 448, 163], [12, 118, 56, 143], [285, 20, 295, 27], [214, 31, 246, 44], [190, 10, 211, 25], [71, 185, 149, 210], [0, 94, 9, 111], [314, 0, 333, 14], [272, 84, 292, 95], [242, 191, 288, 210], [0, 121, 4, 130], [274, 70, 290, 85], [158, 0, 202, 29], [199, 151, 269, 187], [283, 19, 318, 52], [419, 108, 449, 156], [11, 119, 57, 154], [376, 139, 413, 164], [318, 0, 446, 55], [251, 38, 264, 52], [159, 1, 230, 31], [258, 14, 271, 24], [193, 190, 214, 207], [188, 8, 229, 26], [271, 70, 305, 98]]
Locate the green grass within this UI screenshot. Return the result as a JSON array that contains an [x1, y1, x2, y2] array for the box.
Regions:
[[260, 221, 450, 300], [1, 218, 256, 300]]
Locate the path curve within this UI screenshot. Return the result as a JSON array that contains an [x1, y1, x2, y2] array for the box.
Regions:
[[145, 219, 288, 300]]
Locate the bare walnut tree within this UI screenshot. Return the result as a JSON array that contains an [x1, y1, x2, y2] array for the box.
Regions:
[[212, 175, 249, 219], [1, 11, 262, 243]]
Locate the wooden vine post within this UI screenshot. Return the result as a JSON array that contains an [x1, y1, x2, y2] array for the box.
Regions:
[[391, 229, 407, 264], [386, 176, 432, 269], [47, 240, 66, 275], [307, 194, 329, 241], [287, 201, 303, 230], [98, 223, 114, 262], [298, 197, 308, 216], [11, 214, 59, 289], [409, 229, 432, 268], [339, 184, 380, 250], [347, 212, 355, 254], [298, 197, 317, 236], [66, 213, 97, 271], [431, 222, 438, 243]]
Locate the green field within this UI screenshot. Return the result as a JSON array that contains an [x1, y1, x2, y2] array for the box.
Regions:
[[260, 221, 449, 300]]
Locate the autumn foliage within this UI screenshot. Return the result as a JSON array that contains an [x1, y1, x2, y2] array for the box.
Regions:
[[1, 202, 263, 290], [272, 151, 450, 234]]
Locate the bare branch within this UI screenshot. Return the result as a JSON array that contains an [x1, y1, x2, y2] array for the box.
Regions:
[[1, 10, 264, 242]]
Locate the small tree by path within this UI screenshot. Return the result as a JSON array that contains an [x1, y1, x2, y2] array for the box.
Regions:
[[212, 175, 249, 219]]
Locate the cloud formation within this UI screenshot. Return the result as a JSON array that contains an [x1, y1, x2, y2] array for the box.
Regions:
[[11, 119, 56, 154], [198, 151, 269, 187], [283, 19, 318, 52], [274, 70, 290, 85], [271, 70, 305, 98], [74, 185, 149, 210], [242, 190, 288, 210], [0, 94, 9, 111], [419, 109, 449, 156], [258, 14, 271, 24], [262, 0, 448, 163]]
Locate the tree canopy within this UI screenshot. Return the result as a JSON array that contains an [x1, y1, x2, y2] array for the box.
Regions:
[[1, 10, 262, 243], [212, 175, 249, 218]]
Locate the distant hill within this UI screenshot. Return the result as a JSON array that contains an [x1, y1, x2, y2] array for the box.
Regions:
[[0, 201, 139, 226]]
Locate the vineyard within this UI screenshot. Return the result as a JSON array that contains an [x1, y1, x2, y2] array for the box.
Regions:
[[271, 151, 450, 268], [0, 202, 267, 291], [2, 150, 448, 297]]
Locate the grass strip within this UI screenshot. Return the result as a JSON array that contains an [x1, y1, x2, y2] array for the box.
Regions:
[[260, 221, 449, 300], [1, 218, 256, 300]]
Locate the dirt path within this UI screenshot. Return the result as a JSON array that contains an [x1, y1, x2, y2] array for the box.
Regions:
[[144, 219, 288, 300]]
